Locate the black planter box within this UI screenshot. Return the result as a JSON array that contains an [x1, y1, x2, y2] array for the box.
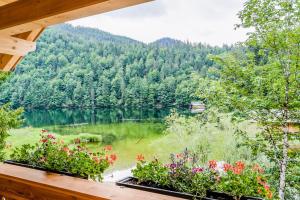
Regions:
[[116, 177, 263, 200], [4, 160, 87, 179]]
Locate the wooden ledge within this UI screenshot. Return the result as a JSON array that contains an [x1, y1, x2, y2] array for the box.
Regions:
[[0, 164, 184, 200]]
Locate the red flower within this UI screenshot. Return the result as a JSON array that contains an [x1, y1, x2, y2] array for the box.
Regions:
[[41, 129, 48, 133], [136, 154, 145, 161], [209, 160, 217, 169], [104, 145, 113, 151], [223, 163, 232, 172], [47, 134, 56, 140], [110, 154, 117, 161], [236, 161, 245, 169], [232, 161, 245, 174], [62, 147, 70, 152], [232, 167, 243, 175], [41, 139, 48, 143]]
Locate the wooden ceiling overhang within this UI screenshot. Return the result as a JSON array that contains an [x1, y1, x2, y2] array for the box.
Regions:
[[0, 0, 152, 71]]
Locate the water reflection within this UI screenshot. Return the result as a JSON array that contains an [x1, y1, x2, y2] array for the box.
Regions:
[[23, 108, 189, 127]]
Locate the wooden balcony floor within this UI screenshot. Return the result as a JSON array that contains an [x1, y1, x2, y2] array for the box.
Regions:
[[0, 164, 185, 200]]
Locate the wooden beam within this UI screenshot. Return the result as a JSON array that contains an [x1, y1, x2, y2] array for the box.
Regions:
[[0, 0, 152, 35], [0, 164, 184, 200], [0, 28, 44, 71], [0, 0, 17, 7], [0, 36, 36, 56]]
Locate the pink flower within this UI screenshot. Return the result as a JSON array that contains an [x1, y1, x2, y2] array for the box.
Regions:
[[170, 163, 177, 168], [192, 167, 203, 173], [47, 134, 56, 140]]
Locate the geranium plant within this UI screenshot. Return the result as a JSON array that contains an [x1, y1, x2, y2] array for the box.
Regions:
[[132, 149, 273, 199], [212, 161, 273, 199], [10, 131, 117, 181]]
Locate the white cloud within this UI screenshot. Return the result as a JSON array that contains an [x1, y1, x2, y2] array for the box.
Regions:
[[69, 0, 249, 46]]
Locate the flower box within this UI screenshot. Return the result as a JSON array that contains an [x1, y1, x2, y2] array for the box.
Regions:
[[4, 160, 86, 179], [116, 177, 264, 200]]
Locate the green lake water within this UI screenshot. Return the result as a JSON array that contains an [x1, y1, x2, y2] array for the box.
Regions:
[[12, 108, 194, 172]]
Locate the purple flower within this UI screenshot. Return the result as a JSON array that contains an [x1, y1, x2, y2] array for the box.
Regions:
[[192, 167, 204, 173], [170, 163, 177, 169]]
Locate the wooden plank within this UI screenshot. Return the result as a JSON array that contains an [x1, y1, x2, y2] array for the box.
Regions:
[[0, 0, 17, 7], [0, 28, 44, 71], [0, 164, 185, 200], [0, 0, 152, 35], [0, 36, 36, 56]]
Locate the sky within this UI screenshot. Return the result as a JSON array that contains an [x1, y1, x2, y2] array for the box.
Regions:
[[69, 0, 249, 46]]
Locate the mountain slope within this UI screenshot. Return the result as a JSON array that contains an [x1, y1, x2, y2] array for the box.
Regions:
[[151, 37, 186, 47], [53, 24, 141, 45], [0, 24, 229, 109]]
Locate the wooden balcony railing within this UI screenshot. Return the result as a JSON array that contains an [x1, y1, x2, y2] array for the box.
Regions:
[[0, 164, 184, 200]]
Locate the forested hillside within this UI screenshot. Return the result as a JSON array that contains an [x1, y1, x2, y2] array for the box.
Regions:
[[0, 24, 230, 109]]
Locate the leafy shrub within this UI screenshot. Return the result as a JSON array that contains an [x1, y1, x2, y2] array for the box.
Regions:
[[0, 104, 23, 161], [10, 131, 117, 180], [102, 133, 117, 145], [79, 134, 102, 143], [132, 149, 273, 199]]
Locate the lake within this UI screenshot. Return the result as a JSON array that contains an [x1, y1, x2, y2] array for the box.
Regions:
[[9, 108, 196, 174]]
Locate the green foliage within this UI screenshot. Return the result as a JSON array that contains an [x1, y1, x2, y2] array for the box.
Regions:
[[0, 72, 23, 161], [79, 134, 102, 143], [102, 133, 117, 145], [0, 72, 9, 85], [164, 111, 254, 164], [133, 160, 170, 187], [0, 104, 23, 161], [0, 24, 229, 109], [10, 133, 116, 180]]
